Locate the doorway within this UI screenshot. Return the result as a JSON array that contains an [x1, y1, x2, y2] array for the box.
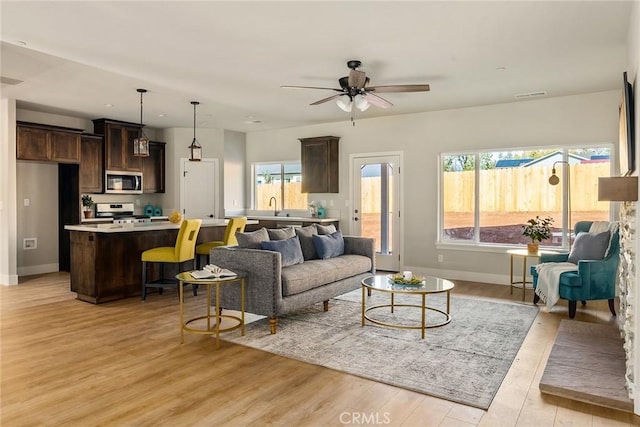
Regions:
[[351, 154, 401, 271], [180, 158, 219, 219]]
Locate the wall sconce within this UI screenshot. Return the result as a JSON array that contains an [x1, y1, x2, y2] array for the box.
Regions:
[[133, 88, 150, 157], [598, 176, 638, 201], [188, 101, 202, 161]]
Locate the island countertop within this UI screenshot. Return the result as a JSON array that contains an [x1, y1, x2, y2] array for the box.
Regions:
[[65, 219, 258, 233]]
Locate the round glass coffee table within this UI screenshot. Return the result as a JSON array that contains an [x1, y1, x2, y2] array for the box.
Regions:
[[361, 275, 454, 339]]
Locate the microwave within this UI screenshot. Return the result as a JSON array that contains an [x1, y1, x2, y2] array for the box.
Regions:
[[105, 171, 143, 194]]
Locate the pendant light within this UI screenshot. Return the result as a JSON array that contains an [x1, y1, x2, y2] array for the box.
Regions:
[[188, 101, 202, 161], [133, 88, 150, 157]]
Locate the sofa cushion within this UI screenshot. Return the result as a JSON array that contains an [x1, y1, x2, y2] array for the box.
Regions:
[[295, 224, 318, 260], [260, 236, 304, 267], [316, 223, 337, 235], [267, 227, 296, 240], [567, 231, 610, 264], [281, 254, 372, 296], [236, 227, 269, 249], [312, 230, 344, 259]]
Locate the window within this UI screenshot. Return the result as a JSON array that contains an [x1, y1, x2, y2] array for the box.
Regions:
[[440, 146, 612, 248], [254, 162, 308, 210]]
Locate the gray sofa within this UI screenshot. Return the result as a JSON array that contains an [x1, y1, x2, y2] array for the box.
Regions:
[[210, 235, 375, 333]]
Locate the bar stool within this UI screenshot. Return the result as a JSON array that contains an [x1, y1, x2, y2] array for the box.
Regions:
[[195, 217, 247, 269], [141, 219, 202, 300]]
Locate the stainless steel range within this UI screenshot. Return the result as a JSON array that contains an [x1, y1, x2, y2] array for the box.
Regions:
[[95, 203, 151, 224]]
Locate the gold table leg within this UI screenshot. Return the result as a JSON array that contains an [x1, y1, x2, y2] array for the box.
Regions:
[[361, 285, 366, 326], [241, 278, 245, 337], [510, 254, 514, 295], [521, 256, 527, 301], [179, 280, 184, 344], [421, 294, 426, 339], [215, 283, 220, 350]]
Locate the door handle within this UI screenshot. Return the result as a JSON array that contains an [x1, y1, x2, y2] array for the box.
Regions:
[[354, 217, 359, 222]]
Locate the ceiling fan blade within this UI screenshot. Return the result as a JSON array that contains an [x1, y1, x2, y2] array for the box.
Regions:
[[348, 69, 367, 89], [281, 85, 342, 92], [366, 84, 431, 93], [364, 93, 393, 108], [310, 93, 343, 106]]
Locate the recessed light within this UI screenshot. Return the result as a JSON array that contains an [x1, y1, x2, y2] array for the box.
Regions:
[[243, 119, 263, 124], [158, 113, 166, 117], [104, 103, 114, 107], [496, 66, 507, 71]]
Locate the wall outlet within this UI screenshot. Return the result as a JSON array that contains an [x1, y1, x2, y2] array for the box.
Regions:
[[438, 254, 444, 263], [23, 198, 30, 207], [23, 238, 37, 250]]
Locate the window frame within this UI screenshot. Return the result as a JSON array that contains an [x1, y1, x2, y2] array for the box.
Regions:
[[437, 144, 614, 252], [252, 161, 305, 210]]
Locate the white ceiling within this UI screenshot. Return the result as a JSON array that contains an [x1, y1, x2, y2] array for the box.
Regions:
[[0, 1, 633, 133]]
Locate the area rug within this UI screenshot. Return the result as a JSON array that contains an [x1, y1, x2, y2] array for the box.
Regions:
[[224, 290, 539, 409]]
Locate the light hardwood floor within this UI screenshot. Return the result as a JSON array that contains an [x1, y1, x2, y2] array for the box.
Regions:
[[2, 273, 639, 426]]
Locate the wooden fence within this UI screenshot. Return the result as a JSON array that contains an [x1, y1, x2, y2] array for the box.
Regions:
[[444, 163, 610, 213], [256, 163, 610, 214]]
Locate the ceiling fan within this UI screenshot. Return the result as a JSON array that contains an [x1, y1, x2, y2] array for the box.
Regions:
[[281, 60, 430, 120]]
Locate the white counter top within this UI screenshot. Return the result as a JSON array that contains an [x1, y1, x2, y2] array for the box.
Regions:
[[66, 219, 258, 233]]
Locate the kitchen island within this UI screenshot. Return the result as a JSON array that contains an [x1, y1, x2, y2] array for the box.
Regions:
[[65, 219, 254, 304]]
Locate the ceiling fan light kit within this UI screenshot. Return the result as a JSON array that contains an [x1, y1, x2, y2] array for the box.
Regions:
[[282, 59, 430, 125]]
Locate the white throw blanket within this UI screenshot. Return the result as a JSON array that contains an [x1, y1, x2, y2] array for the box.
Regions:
[[535, 262, 578, 308], [589, 221, 611, 233]]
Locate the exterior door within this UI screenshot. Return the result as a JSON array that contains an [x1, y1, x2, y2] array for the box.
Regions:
[[352, 154, 401, 271], [181, 158, 218, 219]]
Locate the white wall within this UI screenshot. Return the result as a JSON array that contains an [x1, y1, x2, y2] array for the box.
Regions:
[[0, 99, 18, 285], [161, 127, 225, 217], [223, 129, 246, 213], [246, 90, 620, 282]]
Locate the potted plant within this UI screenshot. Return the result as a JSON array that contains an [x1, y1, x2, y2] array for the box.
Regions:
[[522, 216, 554, 253], [81, 195, 94, 219]]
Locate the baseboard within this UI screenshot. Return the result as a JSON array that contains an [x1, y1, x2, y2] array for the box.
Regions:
[[403, 266, 510, 286], [0, 274, 19, 285], [17, 263, 59, 277]]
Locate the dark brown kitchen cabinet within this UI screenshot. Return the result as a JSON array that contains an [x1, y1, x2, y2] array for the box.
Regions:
[[299, 136, 340, 193], [17, 122, 82, 163], [80, 134, 104, 193], [143, 141, 165, 193], [93, 119, 143, 172]]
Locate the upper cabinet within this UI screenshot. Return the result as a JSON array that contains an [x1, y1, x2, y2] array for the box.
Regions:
[[17, 122, 82, 163], [299, 136, 340, 193], [92, 119, 143, 172], [80, 134, 104, 194], [143, 141, 166, 193]]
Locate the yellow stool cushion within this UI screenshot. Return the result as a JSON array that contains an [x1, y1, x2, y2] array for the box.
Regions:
[[142, 247, 179, 263], [196, 241, 225, 255]]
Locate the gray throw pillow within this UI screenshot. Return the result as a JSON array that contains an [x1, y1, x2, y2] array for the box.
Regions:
[[567, 231, 611, 264], [294, 224, 318, 260], [316, 223, 337, 235], [267, 227, 296, 240], [312, 230, 345, 259], [236, 227, 269, 249], [260, 236, 304, 267]]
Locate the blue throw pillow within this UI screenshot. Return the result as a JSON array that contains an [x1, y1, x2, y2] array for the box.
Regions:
[[260, 236, 304, 267], [567, 231, 610, 264], [312, 230, 345, 259]]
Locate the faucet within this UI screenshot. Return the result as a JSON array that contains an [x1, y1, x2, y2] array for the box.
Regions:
[[268, 196, 279, 216]]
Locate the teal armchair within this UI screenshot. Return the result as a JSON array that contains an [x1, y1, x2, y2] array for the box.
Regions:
[[531, 221, 619, 318]]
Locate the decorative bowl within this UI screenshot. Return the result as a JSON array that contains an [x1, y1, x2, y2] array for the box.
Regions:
[[387, 274, 425, 286]]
